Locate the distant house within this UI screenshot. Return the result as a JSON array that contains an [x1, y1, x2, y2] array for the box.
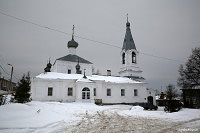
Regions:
[[182, 87, 200, 108], [156, 92, 167, 106], [156, 92, 180, 106], [0, 78, 16, 92], [0, 78, 16, 105]]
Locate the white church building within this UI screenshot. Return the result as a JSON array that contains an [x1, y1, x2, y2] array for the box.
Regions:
[[31, 19, 156, 105]]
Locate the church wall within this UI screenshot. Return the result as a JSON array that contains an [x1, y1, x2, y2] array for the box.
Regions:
[[52, 60, 93, 75], [119, 49, 142, 77], [31, 78, 76, 102], [146, 88, 156, 105], [31, 77, 153, 105], [100, 82, 147, 104], [75, 82, 95, 103]]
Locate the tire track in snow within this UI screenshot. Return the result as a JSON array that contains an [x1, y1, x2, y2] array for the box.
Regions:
[[54, 108, 175, 133], [157, 118, 200, 133]]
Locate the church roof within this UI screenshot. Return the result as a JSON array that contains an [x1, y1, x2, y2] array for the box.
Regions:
[[36, 72, 145, 84], [57, 54, 93, 64], [122, 21, 136, 51]]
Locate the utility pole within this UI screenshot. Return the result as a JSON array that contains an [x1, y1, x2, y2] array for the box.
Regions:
[[8, 64, 13, 91]]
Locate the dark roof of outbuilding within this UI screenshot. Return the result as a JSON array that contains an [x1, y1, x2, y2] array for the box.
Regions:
[[57, 54, 93, 64], [122, 21, 136, 51]]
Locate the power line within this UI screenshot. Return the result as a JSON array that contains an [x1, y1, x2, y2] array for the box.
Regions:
[[0, 64, 10, 77], [0, 63, 19, 81], [140, 52, 184, 63], [0, 9, 184, 63], [0, 54, 20, 81]]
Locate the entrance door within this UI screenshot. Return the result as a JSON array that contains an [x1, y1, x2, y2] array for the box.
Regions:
[[148, 96, 153, 105], [82, 87, 90, 100]]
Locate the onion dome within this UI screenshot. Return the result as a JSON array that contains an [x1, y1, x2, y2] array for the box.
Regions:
[[68, 25, 78, 48], [47, 60, 52, 68], [44, 59, 52, 72], [76, 58, 81, 74], [67, 38, 79, 48], [76, 63, 80, 70]]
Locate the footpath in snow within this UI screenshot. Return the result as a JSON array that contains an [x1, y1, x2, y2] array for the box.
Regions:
[[0, 101, 200, 133]]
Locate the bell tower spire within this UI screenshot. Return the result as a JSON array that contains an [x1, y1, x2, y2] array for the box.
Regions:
[[127, 13, 128, 22], [119, 16, 144, 81]]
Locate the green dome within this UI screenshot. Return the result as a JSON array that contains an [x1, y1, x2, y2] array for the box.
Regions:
[[67, 38, 78, 48], [76, 63, 80, 69]]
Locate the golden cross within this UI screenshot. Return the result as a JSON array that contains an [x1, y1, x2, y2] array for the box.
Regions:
[[72, 25, 75, 39]]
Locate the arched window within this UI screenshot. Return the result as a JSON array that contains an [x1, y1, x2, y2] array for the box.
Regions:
[[122, 53, 125, 64], [132, 52, 136, 63], [82, 87, 90, 99]]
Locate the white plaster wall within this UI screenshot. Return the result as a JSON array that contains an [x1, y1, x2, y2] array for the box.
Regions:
[[119, 49, 143, 77], [31, 78, 76, 102], [146, 88, 156, 105], [75, 82, 95, 103], [52, 60, 93, 75], [31, 77, 154, 104], [100, 82, 147, 104], [68, 48, 76, 55]]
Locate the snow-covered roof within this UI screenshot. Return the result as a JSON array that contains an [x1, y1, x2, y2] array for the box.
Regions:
[[35, 72, 144, 84]]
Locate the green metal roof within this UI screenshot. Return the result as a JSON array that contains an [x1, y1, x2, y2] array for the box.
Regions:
[[122, 21, 136, 51], [57, 54, 93, 64]]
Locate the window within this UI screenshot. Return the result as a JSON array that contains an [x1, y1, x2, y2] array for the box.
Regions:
[[121, 89, 125, 96], [82, 87, 90, 99], [82, 92, 85, 99], [134, 89, 138, 96], [48, 87, 53, 96], [68, 87, 73, 96], [132, 52, 136, 63], [94, 88, 96, 96], [192, 97, 197, 104], [68, 69, 71, 74], [107, 89, 111, 96], [122, 53, 125, 64]]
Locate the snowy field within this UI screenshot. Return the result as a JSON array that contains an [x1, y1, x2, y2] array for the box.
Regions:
[[0, 101, 199, 133]]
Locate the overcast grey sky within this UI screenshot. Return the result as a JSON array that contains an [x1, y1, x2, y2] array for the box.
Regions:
[[0, 0, 200, 90]]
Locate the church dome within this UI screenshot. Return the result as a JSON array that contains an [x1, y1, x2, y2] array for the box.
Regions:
[[67, 38, 78, 48], [76, 63, 80, 69], [47, 62, 52, 67]]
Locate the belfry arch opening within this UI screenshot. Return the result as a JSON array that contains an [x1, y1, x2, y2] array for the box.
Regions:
[[122, 52, 125, 64], [132, 52, 136, 63]]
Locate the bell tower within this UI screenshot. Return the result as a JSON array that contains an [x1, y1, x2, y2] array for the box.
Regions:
[[119, 15, 144, 81]]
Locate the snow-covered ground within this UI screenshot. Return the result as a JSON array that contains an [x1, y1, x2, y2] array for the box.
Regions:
[[0, 101, 199, 133]]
